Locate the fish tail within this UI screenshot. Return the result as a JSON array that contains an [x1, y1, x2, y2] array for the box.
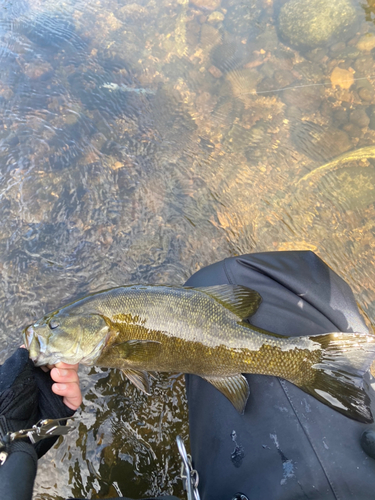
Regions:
[[300, 332, 375, 423]]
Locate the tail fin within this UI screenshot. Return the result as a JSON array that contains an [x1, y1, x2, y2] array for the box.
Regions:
[[301, 332, 375, 423]]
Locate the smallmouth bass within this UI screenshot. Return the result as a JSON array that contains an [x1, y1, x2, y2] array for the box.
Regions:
[[23, 284, 375, 422]]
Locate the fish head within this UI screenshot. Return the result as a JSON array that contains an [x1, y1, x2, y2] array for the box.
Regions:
[[23, 311, 110, 366]]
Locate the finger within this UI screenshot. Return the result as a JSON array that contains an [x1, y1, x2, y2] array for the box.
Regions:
[[55, 362, 79, 372], [52, 381, 82, 410], [41, 362, 79, 372], [50, 367, 79, 384]]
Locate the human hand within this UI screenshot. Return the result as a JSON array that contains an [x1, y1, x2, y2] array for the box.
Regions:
[[50, 362, 82, 410], [0, 348, 79, 458]]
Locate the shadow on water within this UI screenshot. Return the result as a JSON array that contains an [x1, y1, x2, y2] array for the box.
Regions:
[[1, 0, 375, 497]]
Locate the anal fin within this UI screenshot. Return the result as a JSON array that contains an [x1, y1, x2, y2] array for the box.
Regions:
[[121, 368, 151, 395], [202, 374, 250, 414]]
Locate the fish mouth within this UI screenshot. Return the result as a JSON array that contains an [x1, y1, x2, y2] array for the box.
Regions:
[[23, 325, 40, 362], [23, 325, 60, 366]]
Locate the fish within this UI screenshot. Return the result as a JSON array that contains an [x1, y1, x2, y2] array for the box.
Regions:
[[23, 284, 375, 423], [100, 82, 156, 95]]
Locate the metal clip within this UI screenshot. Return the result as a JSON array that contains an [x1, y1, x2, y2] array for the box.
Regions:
[[176, 435, 201, 500], [1, 416, 74, 448], [29, 417, 73, 443]]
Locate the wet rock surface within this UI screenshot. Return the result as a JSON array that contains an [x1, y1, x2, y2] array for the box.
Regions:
[[278, 0, 357, 50]]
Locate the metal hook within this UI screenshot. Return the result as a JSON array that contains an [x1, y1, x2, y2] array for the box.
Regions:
[[177, 435, 201, 500]]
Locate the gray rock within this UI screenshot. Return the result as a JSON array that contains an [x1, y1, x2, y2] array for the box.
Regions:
[[278, 0, 357, 51], [359, 87, 374, 102], [338, 46, 360, 60], [273, 69, 295, 88], [304, 48, 327, 63], [350, 108, 370, 128], [342, 122, 362, 138], [281, 85, 323, 111], [333, 109, 349, 127], [368, 106, 375, 130], [294, 61, 323, 82], [223, 0, 263, 37], [330, 41, 346, 54], [210, 41, 247, 73], [285, 106, 302, 121], [354, 55, 375, 74]]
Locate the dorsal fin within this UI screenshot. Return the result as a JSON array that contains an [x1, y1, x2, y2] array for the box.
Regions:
[[190, 285, 262, 320]]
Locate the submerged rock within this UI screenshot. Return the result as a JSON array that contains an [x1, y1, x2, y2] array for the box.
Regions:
[[210, 41, 248, 73], [281, 85, 323, 112], [330, 67, 354, 90], [291, 121, 351, 162], [359, 86, 375, 102], [356, 33, 375, 52], [223, 0, 263, 37], [18, 13, 85, 52], [278, 0, 357, 51], [329, 165, 375, 210], [190, 0, 221, 10], [349, 108, 370, 129]]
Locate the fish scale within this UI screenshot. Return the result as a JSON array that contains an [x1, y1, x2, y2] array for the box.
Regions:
[[23, 284, 375, 422]]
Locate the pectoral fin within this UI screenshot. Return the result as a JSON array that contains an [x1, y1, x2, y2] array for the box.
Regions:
[[114, 339, 162, 362], [202, 374, 250, 414], [191, 285, 262, 319], [121, 368, 151, 394]]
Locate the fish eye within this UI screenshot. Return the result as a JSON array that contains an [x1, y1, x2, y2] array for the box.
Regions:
[[49, 320, 59, 330]]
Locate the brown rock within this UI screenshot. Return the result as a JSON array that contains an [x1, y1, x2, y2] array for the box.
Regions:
[[207, 11, 224, 23], [208, 65, 223, 78], [356, 33, 375, 52], [112, 161, 124, 170], [330, 67, 354, 89]]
